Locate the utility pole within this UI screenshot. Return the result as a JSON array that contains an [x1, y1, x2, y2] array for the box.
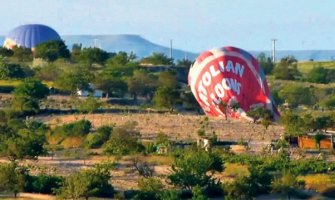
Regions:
[[93, 38, 101, 49], [93, 39, 98, 48], [170, 39, 173, 61], [271, 39, 277, 62]]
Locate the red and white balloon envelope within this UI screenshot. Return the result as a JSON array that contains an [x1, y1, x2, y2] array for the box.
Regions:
[[188, 46, 279, 121]]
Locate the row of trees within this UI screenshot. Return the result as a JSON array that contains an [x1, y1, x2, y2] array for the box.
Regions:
[[0, 161, 114, 199], [2, 146, 335, 199], [1, 40, 335, 114], [258, 53, 335, 84], [0, 40, 193, 67], [7, 71, 185, 114], [0, 47, 196, 113], [280, 110, 335, 136]]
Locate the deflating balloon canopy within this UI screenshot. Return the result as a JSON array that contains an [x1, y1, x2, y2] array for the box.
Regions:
[[3, 24, 61, 49], [188, 46, 279, 121]]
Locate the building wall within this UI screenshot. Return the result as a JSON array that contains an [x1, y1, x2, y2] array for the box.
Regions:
[[298, 136, 332, 149]]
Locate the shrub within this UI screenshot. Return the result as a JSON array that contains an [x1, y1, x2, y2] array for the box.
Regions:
[[24, 174, 63, 194], [78, 96, 101, 114], [0, 163, 26, 198], [85, 125, 113, 149], [297, 174, 335, 192], [168, 149, 223, 190], [53, 119, 91, 137], [104, 121, 144, 156], [57, 166, 114, 199], [133, 177, 164, 200]]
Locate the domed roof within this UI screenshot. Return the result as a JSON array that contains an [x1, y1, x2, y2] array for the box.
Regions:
[[4, 24, 61, 49]]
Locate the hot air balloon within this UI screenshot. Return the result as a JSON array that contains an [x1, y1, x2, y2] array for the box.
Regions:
[[3, 24, 61, 49], [188, 46, 279, 121]]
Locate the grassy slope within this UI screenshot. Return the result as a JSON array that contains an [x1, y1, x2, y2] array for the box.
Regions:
[[0, 80, 53, 87], [298, 61, 335, 74]]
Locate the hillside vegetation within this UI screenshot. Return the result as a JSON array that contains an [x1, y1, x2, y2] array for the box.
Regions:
[[298, 61, 335, 74], [1, 42, 335, 199]]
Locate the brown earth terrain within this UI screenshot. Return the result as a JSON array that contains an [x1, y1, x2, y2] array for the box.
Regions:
[[32, 113, 285, 191], [1, 113, 288, 198], [38, 113, 284, 142], [2, 113, 334, 199]]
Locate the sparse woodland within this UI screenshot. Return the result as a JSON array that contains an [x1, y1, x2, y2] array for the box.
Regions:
[[1, 42, 335, 199]]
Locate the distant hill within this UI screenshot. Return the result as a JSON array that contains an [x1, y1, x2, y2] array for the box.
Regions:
[[61, 34, 198, 61], [0, 34, 335, 61]]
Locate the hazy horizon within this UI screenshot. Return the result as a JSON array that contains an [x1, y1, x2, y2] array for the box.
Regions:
[[1, 0, 334, 52]]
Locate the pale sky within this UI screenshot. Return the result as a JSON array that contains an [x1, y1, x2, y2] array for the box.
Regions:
[[0, 0, 334, 52]]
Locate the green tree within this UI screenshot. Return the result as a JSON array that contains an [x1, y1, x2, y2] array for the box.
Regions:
[[57, 165, 114, 199], [192, 185, 208, 200], [278, 84, 313, 108], [77, 47, 110, 65], [157, 71, 178, 89], [155, 132, 171, 147], [313, 115, 333, 132], [78, 96, 102, 114], [53, 119, 91, 137], [55, 66, 94, 94], [176, 58, 193, 69], [257, 53, 274, 75], [320, 95, 335, 109], [141, 52, 173, 65], [24, 174, 63, 194], [3, 130, 45, 162], [11, 78, 49, 113], [93, 72, 127, 98], [272, 171, 298, 200], [104, 51, 138, 77], [35, 63, 62, 82], [71, 43, 82, 59], [244, 165, 272, 197], [307, 65, 329, 83], [104, 121, 144, 155], [160, 190, 180, 200], [85, 125, 113, 149], [11, 46, 33, 62], [57, 171, 91, 200], [0, 163, 26, 198], [168, 150, 223, 190], [273, 56, 300, 80], [127, 70, 158, 101], [223, 176, 251, 200], [153, 87, 179, 110], [247, 107, 273, 130], [134, 177, 164, 200], [280, 111, 307, 136], [0, 47, 13, 57], [180, 88, 201, 111], [247, 107, 267, 123], [106, 51, 135, 66], [0, 119, 47, 162], [34, 40, 70, 62], [0, 58, 26, 79]]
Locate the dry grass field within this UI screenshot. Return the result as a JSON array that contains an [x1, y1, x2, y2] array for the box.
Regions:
[[28, 113, 284, 191], [39, 113, 284, 143], [0, 113, 288, 197]]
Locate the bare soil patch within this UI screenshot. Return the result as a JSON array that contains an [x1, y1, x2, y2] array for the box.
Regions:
[[38, 113, 284, 142]]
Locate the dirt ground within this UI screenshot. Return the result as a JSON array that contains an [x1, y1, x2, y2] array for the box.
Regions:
[[38, 113, 284, 142], [0, 113, 289, 198], [29, 113, 285, 191]]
